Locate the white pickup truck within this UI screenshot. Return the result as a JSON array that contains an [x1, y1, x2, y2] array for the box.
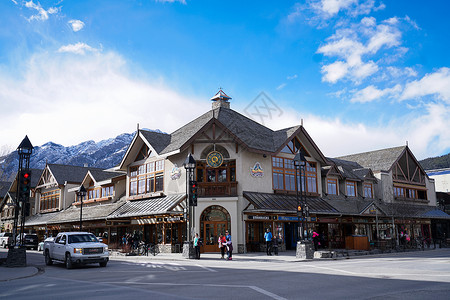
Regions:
[[43, 232, 109, 269]]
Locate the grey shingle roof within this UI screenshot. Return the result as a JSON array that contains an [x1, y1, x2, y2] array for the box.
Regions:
[[327, 158, 366, 181], [0, 181, 12, 198], [25, 211, 60, 226], [87, 169, 126, 183], [48, 164, 105, 184], [243, 191, 340, 214], [108, 194, 186, 219], [48, 198, 126, 224], [323, 197, 375, 216], [337, 146, 406, 172], [141, 107, 301, 155]]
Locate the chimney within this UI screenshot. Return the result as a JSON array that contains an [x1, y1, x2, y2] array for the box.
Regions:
[[211, 88, 231, 109]]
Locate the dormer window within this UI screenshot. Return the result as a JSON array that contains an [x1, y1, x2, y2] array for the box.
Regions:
[[327, 178, 338, 195], [346, 181, 357, 197], [363, 183, 373, 198]]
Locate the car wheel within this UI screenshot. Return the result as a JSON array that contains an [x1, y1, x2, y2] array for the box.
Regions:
[[44, 251, 53, 266], [65, 253, 73, 269], [99, 261, 107, 267]]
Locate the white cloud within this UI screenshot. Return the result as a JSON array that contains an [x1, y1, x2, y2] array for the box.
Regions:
[[58, 43, 99, 55], [308, 0, 384, 19], [287, 74, 298, 80], [318, 17, 403, 84], [69, 20, 85, 32], [24, 0, 58, 21], [350, 84, 401, 103], [276, 83, 287, 90], [321, 61, 348, 83], [0, 51, 204, 148], [319, 0, 357, 16], [400, 68, 450, 103], [259, 103, 448, 159]]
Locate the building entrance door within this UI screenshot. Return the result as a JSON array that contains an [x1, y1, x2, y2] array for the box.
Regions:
[[203, 221, 227, 252], [200, 205, 231, 253]]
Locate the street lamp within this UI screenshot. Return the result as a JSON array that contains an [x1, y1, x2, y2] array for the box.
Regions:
[[16, 136, 33, 247], [293, 151, 306, 241], [183, 154, 196, 236], [183, 153, 196, 259], [76, 185, 87, 231]]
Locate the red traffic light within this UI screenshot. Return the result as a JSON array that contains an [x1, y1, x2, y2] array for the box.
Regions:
[[23, 172, 30, 179]]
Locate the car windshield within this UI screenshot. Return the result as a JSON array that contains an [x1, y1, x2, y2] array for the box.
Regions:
[[68, 234, 98, 244]]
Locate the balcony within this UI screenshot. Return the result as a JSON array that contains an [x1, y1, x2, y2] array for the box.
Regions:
[[198, 182, 238, 197]]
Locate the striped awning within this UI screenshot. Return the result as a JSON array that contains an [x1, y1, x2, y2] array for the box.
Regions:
[[108, 194, 186, 219]]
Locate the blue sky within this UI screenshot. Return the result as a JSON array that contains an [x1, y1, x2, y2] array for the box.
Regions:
[[0, 0, 449, 160]]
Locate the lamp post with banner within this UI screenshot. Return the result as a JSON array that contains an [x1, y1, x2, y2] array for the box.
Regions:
[[183, 153, 196, 258]]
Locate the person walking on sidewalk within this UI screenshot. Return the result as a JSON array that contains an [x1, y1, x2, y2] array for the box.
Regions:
[[264, 228, 273, 256], [225, 230, 233, 260], [194, 233, 200, 259], [218, 233, 226, 259]]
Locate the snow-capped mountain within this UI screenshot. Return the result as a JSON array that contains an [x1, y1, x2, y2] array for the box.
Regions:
[[0, 130, 155, 181]]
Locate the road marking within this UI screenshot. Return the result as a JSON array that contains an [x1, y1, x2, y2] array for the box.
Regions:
[[103, 281, 286, 300]]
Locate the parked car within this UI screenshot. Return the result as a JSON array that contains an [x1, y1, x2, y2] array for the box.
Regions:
[[43, 232, 109, 269], [16, 233, 39, 250], [0, 232, 12, 248]]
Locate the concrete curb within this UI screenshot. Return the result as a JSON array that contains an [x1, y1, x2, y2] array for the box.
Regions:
[[0, 266, 40, 282]]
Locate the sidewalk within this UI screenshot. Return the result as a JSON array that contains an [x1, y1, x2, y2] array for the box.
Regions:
[[0, 265, 39, 282]]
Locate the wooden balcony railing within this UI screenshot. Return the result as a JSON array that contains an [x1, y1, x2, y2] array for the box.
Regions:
[[198, 182, 238, 197]]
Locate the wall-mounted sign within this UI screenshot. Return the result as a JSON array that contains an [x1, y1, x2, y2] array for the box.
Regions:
[[170, 164, 181, 180], [250, 162, 264, 177], [206, 151, 223, 168]]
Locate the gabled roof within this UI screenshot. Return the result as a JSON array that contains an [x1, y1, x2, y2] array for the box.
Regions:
[[135, 106, 328, 164], [85, 169, 126, 185], [337, 146, 406, 172], [46, 164, 105, 185]]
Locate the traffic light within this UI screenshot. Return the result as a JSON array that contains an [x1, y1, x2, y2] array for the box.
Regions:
[[19, 170, 31, 201], [189, 180, 198, 206]]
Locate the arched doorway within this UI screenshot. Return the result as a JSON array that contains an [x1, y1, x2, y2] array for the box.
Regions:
[[200, 205, 231, 252]]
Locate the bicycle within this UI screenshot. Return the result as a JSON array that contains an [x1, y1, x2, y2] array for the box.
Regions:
[[137, 242, 159, 256]]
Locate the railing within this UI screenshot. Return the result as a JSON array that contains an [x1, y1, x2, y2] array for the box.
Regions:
[[198, 182, 238, 197]]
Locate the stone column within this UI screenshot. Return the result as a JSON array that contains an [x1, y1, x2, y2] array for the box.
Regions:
[[6, 247, 27, 267], [182, 241, 196, 259], [296, 241, 314, 259]]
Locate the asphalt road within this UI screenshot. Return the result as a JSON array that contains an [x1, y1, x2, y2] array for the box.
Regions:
[[1, 249, 450, 299]]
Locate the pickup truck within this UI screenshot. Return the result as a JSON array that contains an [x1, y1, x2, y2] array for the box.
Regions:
[[0, 232, 12, 248], [44, 232, 109, 269]]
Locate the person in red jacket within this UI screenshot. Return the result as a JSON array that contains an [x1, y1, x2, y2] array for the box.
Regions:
[[218, 233, 226, 259]]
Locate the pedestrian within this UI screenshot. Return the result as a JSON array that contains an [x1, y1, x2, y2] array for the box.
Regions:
[[264, 228, 273, 256], [218, 233, 226, 259], [194, 233, 200, 259], [312, 231, 319, 251], [225, 230, 233, 260]]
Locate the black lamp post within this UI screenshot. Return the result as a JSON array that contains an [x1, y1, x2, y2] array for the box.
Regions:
[[16, 136, 33, 247], [294, 151, 306, 241], [183, 153, 196, 242], [76, 185, 87, 231]]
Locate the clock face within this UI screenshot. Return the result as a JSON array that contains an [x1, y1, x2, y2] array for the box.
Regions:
[[206, 151, 223, 168]]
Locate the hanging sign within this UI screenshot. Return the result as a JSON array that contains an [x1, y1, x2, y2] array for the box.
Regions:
[[170, 164, 181, 180], [250, 162, 264, 177], [206, 151, 223, 168]]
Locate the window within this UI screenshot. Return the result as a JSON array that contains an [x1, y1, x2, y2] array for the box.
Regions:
[[102, 186, 114, 197], [394, 186, 404, 197], [88, 188, 101, 200], [327, 178, 338, 195], [129, 160, 164, 196], [272, 156, 317, 193], [363, 183, 373, 198], [346, 181, 357, 197], [40, 190, 60, 211]]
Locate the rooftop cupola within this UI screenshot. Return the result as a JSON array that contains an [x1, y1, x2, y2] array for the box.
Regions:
[[211, 88, 231, 109]]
